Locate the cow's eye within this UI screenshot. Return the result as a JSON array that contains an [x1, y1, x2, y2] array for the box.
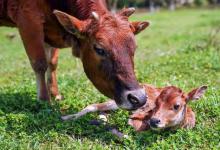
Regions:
[[94, 45, 107, 57], [173, 104, 180, 110]]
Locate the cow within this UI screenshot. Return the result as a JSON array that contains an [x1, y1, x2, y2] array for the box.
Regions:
[[0, 0, 150, 110]]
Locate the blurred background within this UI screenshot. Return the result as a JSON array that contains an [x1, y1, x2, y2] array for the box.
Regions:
[[106, 0, 220, 11]]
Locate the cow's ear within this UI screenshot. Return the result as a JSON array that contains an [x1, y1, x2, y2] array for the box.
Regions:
[[130, 21, 150, 35], [118, 7, 136, 17], [186, 86, 208, 102], [53, 10, 90, 37]]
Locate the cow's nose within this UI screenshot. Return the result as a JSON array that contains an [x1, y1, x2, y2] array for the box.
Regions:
[[126, 88, 147, 110], [150, 118, 160, 128]]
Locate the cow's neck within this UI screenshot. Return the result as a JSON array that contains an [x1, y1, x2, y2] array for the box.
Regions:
[[65, 0, 108, 20]]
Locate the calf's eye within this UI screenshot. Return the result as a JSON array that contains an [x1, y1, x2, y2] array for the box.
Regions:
[[173, 104, 180, 110]]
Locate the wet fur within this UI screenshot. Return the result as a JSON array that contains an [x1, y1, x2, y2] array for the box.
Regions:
[[61, 84, 207, 132]]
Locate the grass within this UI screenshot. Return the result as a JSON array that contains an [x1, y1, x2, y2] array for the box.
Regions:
[[0, 9, 220, 149]]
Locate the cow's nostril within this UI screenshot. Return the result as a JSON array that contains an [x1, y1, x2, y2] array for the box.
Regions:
[[125, 89, 147, 110], [127, 94, 139, 105], [155, 120, 160, 124]]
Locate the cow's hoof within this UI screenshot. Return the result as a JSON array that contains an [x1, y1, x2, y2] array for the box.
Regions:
[[55, 94, 64, 101]]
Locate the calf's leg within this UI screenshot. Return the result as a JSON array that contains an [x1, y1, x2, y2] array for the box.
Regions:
[[61, 100, 118, 121]]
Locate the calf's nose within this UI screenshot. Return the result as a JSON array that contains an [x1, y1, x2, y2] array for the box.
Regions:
[[150, 118, 161, 128], [126, 88, 147, 110]]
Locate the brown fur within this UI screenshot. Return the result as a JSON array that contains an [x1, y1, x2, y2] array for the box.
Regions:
[[129, 85, 207, 131], [0, 0, 149, 109]]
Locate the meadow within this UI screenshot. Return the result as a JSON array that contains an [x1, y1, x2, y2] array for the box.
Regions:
[[0, 9, 219, 149]]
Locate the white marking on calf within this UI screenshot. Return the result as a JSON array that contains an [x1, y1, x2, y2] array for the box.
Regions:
[[171, 107, 185, 127]]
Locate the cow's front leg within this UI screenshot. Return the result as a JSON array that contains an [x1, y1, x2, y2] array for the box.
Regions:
[[33, 59, 49, 101], [17, 11, 49, 101], [44, 44, 63, 101]]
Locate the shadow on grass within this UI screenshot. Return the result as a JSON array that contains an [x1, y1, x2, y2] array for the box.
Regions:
[[0, 91, 173, 147]]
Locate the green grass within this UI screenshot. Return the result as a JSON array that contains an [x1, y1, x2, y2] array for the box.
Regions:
[[0, 9, 220, 149]]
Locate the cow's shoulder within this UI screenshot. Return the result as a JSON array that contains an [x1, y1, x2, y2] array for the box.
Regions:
[[7, 0, 47, 24]]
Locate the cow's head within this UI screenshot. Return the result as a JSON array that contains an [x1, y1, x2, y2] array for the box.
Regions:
[[54, 8, 149, 110], [149, 86, 207, 130]]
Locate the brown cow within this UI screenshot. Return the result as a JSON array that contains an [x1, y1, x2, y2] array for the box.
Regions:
[[0, 0, 150, 110]]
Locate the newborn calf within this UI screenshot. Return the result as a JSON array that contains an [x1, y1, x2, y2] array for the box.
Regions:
[[62, 84, 207, 132]]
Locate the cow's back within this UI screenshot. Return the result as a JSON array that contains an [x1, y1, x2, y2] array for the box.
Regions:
[[0, 0, 12, 26], [0, 0, 18, 26], [0, 0, 5, 18]]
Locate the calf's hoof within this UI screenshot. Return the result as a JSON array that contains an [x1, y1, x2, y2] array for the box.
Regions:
[[61, 114, 79, 121]]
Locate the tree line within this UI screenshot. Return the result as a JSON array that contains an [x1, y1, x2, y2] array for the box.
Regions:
[[106, 0, 220, 11]]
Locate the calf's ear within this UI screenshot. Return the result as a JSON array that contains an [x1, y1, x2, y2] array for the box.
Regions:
[[130, 21, 150, 35], [128, 119, 148, 132], [53, 10, 91, 38], [187, 86, 208, 102]]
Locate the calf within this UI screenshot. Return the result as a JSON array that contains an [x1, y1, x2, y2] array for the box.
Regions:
[[61, 84, 207, 132]]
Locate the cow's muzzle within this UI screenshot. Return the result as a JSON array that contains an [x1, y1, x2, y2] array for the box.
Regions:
[[118, 88, 147, 110]]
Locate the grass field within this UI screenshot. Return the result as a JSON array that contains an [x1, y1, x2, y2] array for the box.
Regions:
[[0, 9, 220, 149]]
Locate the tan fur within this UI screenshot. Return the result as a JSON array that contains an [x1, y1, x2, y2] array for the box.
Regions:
[[62, 84, 207, 132]]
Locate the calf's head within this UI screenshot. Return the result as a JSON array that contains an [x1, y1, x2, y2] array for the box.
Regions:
[[54, 8, 149, 110], [149, 86, 207, 130]]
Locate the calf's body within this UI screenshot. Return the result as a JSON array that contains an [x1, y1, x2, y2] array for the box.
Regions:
[[62, 84, 207, 132]]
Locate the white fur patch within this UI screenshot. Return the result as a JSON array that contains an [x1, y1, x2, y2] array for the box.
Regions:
[[171, 108, 185, 127]]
